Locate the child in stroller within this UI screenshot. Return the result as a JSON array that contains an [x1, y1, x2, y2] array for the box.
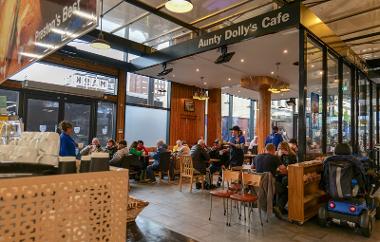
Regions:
[[318, 143, 379, 237]]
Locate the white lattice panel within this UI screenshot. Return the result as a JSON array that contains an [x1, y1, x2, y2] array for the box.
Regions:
[[0, 171, 128, 242]]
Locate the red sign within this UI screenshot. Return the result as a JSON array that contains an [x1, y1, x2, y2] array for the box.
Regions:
[[0, 0, 97, 83]]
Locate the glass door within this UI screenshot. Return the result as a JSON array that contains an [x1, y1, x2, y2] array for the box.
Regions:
[[64, 102, 92, 145], [26, 98, 59, 132]]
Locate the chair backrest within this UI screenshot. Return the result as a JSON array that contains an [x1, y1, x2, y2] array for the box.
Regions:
[[158, 151, 172, 171], [242, 172, 262, 188], [90, 152, 110, 172], [180, 155, 193, 178], [222, 170, 240, 188]]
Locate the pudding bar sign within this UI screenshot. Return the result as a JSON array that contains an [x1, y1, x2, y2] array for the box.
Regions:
[[0, 0, 97, 84], [197, 4, 298, 50]]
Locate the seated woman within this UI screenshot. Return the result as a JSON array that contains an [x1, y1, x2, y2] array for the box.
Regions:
[[104, 139, 117, 160], [274, 141, 297, 219], [80, 138, 103, 156], [109, 140, 129, 166], [129, 141, 143, 157]]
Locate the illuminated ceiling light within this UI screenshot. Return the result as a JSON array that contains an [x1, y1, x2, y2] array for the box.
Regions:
[[203, 82, 207, 85], [228, 77, 231, 81], [237, 90, 241, 93], [283, 49, 288, 54], [196, 68, 200, 72], [311, 64, 315, 68], [240, 59, 245, 63], [19, 52, 43, 59], [91, 0, 110, 49], [165, 0, 193, 13], [319, 70, 323, 75], [280, 85, 290, 92], [34, 41, 57, 49], [270, 71, 274, 75]]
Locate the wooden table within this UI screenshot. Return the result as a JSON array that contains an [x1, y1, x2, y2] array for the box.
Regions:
[[209, 158, 221, 163]]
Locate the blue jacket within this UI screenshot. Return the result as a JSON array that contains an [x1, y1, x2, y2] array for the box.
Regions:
[[265, 132, 283, 148], [59, 133, 76, 156]]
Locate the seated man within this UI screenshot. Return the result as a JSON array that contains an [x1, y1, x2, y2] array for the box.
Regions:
[[191, 139, 211, 188], [252, 143, 282, 175], [146, 140, 169, 183], [252, 144, 287, 219], [208, 139, 228, 187], [109, 140, 129, 166], [80, 137, 103, 156]]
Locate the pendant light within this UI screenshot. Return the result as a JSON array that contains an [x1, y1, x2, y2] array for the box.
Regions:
[[91, 0, 110, 49], [165, 0, 193, 13], [193, 77, 209, 101]]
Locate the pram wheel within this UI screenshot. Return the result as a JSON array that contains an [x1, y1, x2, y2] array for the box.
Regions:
[[360, 211, 374, 237], [318, 206, 328, 227]]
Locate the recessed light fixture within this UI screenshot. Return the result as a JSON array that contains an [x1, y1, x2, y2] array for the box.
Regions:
[[238, 90, 241, 93], [196, 68, 200, 72], [172, 74, 176, 77], [203, 82, 207, 85], [270, 71, 274, 75], [228, 78, 231, 81], [165, 0, 193, 13], [319, 70, 323, 75], [240, 59, 245, 63], [283, 49, 288, 54]]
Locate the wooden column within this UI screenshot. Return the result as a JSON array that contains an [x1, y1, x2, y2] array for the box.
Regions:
[[241, 76, 274, 153], [207, 88, 221, 145], [116, 70, 126, 141], [256, 86, 271, 153]]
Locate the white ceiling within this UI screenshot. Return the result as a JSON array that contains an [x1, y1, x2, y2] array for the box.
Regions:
[[137, 28, 299, 100]]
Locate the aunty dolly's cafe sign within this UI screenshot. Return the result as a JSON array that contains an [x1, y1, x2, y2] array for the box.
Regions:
[[197, 5, 298, 50]]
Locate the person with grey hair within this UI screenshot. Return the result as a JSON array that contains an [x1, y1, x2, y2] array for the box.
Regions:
[[146, 139, 169, 183], [190, 139, 211, 188], [80, 137, 103, 156]]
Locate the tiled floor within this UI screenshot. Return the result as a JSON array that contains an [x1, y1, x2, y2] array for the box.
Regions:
[[130, 180, 380, 242]]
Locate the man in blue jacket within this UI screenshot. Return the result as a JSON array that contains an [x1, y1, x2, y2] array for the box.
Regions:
[[146, 140, 169, 183], [265, 126, 283, 149]]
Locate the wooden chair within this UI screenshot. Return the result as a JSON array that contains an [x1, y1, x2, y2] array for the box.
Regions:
[[209, 170, 241, 226], [230, 172, 262, 232], [178, 156, 205, 192]]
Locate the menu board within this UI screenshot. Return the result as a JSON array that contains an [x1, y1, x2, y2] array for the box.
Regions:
[[0, 0, 98, 83]]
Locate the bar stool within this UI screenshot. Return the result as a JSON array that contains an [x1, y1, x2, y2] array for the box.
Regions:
[[80, 155, 91, 173], [90, 153, 110, 172], [58, 156, 77, 174]]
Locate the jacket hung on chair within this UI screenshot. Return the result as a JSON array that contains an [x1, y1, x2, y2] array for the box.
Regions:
[[258, 172, 276, 218]]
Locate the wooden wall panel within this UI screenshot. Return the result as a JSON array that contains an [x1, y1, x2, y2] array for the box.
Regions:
[[207, 88, 221, 145], [170, 82, 205, 146]]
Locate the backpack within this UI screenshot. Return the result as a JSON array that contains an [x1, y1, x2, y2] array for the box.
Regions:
[[328, 160, 354, 198]]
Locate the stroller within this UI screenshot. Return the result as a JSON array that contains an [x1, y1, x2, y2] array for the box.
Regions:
[[318, 150, 379, 237]]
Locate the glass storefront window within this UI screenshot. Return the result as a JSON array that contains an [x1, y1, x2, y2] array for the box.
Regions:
[[11, 62, 117, 95], [373, 82, 378, 146], [326, 54, 339, 153], [221, 93, 230, 141], [366, 79, 371, 150], [271, 99, 294, 140], [126, 73, 149, 105], [306, 38, 323, 154], [153, 79, 170, 108], [342, 64, 351, 144], [358, 74, 368, 153], [125, 105, 168, 147], [26, 99, 59, 132], [97, 102, 116, 145], [0, 89, 19, 116], [64, 103, 91, 145], [232, 96, 250, 142]]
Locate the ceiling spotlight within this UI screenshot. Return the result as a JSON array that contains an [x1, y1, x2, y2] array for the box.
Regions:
[[91, 0, 110, 49], [270, 71, 274, 75], [311, 64, 315, 68], [228, 78, 231, 81], [215, 45, 235, 64], [196, 68, 200, 72], [157, 62, 173, 76], [240, 59, 245, 63], [283, 49, 288, 54], [203, 82, 207, 85], [165, 0, 193, 13]]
